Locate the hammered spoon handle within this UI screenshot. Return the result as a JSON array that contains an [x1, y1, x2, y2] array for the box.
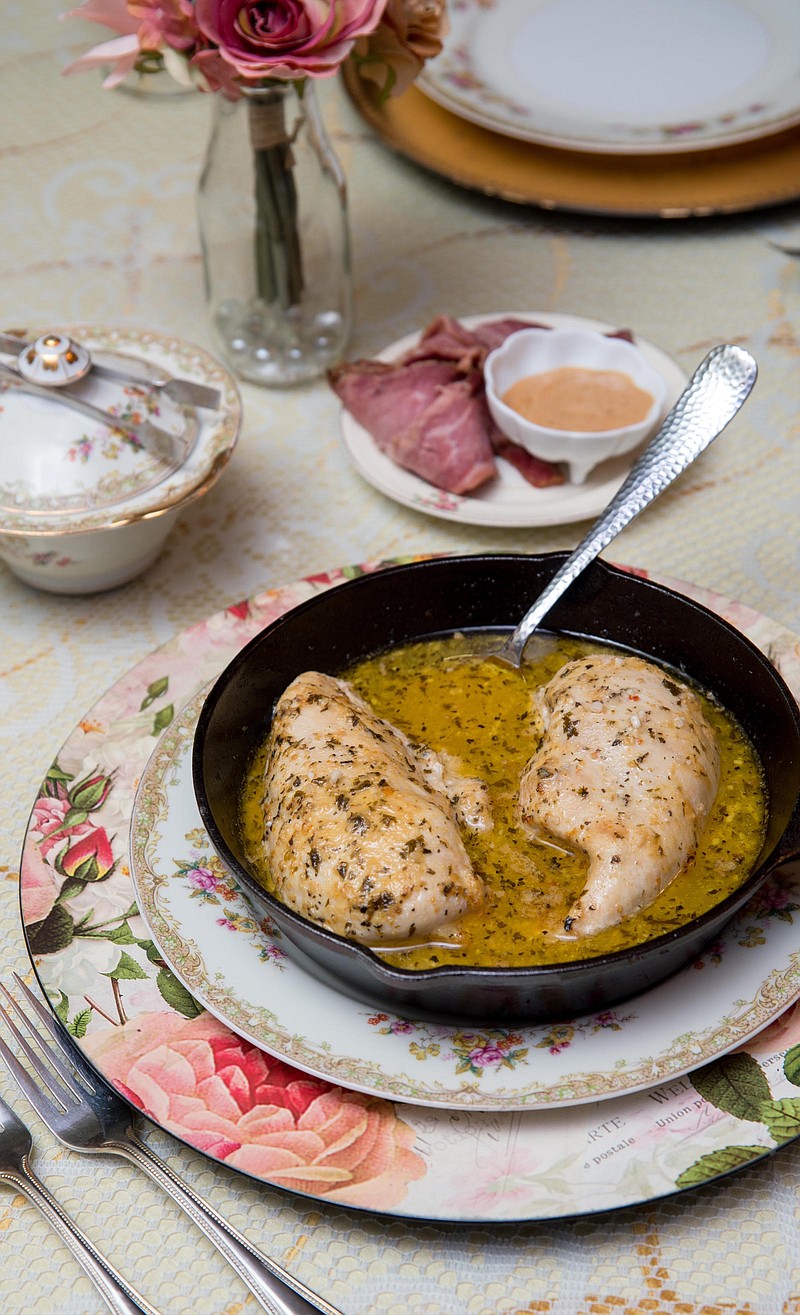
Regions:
[[494, 343, 758, 669]]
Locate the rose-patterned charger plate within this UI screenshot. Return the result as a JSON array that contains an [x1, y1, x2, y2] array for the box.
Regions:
[[338, 313, 688, 528], [19, 561, 800, 1221], [418, 0, 800, 155]]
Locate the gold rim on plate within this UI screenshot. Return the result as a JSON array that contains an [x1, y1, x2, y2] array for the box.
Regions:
[[343, 65, 800, 218]]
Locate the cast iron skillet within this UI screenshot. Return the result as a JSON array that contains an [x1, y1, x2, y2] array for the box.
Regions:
[[192, 553, 800, 1024]]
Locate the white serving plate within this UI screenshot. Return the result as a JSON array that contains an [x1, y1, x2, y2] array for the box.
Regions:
[[338, 312, 687, 528]]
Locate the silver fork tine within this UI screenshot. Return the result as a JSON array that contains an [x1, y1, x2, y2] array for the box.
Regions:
[[0, 361, 186, 464], [0, 975, 344, 1315], [0, 1030, 67, 1119], [0, 982, 82, 1104], [9, 973, 101, 1097]]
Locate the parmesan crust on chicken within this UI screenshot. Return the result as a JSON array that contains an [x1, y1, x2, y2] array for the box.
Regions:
[[259, 671, 488, 944], [519, 653, 721, 935]]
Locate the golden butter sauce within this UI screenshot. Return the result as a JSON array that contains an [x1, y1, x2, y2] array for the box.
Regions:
[[239, 634, 767, 971], [502, 365, 653, 432]]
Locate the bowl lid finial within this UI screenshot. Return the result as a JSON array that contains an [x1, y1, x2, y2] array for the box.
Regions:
[[16, 332, 92, 388]]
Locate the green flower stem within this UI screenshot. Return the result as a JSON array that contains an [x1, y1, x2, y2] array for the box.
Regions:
[[248, 87, 305, 310]]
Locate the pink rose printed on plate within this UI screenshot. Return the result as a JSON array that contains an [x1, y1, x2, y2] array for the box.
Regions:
[[83, 1011, 425, 1207]]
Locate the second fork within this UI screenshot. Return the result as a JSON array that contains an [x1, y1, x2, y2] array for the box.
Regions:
[[0, 1089, 158, 1315], [0, 975, 341, 1315]]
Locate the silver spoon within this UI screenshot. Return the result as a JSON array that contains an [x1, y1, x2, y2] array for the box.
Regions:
[[0, 331, 221, 410], [491, 342, 758, 670]]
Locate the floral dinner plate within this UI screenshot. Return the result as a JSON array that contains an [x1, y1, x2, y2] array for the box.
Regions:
[[19, 560, 800, 1221], [419, 0, 800, 155], [338, 313, 688, 528]]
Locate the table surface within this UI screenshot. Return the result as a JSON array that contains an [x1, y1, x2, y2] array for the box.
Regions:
[[4, 5, 800, 1313]]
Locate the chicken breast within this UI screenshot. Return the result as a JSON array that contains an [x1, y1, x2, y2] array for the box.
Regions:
[[518, 653, 721, 936], [259, 671, 488, 944]]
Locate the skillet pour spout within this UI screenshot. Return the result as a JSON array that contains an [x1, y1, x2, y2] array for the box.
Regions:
[[193, 553, 800, 1025]]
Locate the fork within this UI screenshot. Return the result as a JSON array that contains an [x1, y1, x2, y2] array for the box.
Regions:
[[0, 1088, 159, 1314], [0, 975, 343, 1315], [0, 361, 186, 465]]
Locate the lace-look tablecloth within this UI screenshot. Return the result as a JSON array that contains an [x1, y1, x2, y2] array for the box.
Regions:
[[3, 4, 800, 1312]]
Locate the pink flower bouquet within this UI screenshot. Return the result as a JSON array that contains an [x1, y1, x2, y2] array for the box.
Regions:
[[62, 0, 447, 98], [62, 0, 448, 383]]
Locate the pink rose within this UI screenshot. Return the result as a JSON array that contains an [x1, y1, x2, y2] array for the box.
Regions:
[[468, 1044, 506, 1068], [187, 866, 219, 890], [21, 794, 71, 925], [84, 1012, 426, 1207], [194, 0, 388, 82], [20, 847, 61, 927], [57, 824, 116, 882], [28, 784, 116, 882], [31, 793, 70, 838]]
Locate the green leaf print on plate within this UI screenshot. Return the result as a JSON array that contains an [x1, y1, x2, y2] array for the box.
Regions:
[[678, 1042, 800, 1183]]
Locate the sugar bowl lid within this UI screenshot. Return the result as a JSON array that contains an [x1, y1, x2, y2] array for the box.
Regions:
[[0, 325, 241, 535]]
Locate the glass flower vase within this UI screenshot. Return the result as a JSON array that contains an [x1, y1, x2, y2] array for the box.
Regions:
[[197, 81, 353, 387]]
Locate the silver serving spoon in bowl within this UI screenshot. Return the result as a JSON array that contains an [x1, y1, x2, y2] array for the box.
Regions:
[[0, 331, 221, 410], [490, 342, 758, 670]]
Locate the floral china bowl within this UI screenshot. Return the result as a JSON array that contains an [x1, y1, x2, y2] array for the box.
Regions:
[[0, 324, 241, 594], [484, 327, 667, 484], [193, 552, 800, 1025]]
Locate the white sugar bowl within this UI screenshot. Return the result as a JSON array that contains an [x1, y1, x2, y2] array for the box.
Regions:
[[0, 326, 241, 594], [485, 327, 667, 484]]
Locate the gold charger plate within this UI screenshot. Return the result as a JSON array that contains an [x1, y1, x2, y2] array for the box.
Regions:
[[343, 66, 800, 217]]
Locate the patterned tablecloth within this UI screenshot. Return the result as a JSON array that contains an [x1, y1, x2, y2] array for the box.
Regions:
[[4, 4, 800, 1313]]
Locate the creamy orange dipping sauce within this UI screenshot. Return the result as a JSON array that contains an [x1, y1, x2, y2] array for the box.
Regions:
[[502, 365, 654, 433]]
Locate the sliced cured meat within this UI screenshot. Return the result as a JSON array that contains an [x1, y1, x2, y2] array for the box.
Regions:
[[330, 315, 569, 494], [469, 318, 549, 353], [387, 374, 498, 494], [402, 314, 487, 372], [491, 430, 566, 489], [329, 357, 497, 494], [403, 316, 546, 371], [328, 357, 456, 451]]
